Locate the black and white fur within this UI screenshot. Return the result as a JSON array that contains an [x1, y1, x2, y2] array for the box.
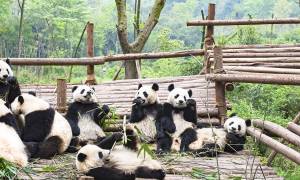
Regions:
[[157, 84, 198, 153], [0, 99, 28, 167], [0, 58, 21, 105], [188, 114, 251, 157], [76, 127, 165, 180], [129, 83, 162, 143], [65, 85, 110, 149], [10, 93, 72, 159]]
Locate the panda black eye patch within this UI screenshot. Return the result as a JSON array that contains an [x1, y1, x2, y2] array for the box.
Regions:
[[175, 94, 179, 99], [98, 152, 103, 158], [80, 89, 85, 94], [184, 96, 186, 101], [229, 122, 234, 126], [143, 91, 148, 97], [238, 125, 241, 131], [6, 69, 9, 74]]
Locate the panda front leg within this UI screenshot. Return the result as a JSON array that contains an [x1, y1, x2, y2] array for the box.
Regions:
[[135, 166, 166, 180], [96, 132, 123, 150], [87, 166, 135, 180], [92, 104, 110, 124], [183, 99, 197, 124], [179, 128, 197, 152], [129, 99, 146, 123], [224, 133, 246, 153], [7, 76, 21, 105]]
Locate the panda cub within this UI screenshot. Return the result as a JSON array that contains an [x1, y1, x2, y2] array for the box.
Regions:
[[157, 84, 197, 153], [0, 58, 21, 105], [76, 128, 165, 180], [0, 99, 28, 167], [11, 93, 72, 159], [65, 85, 110, 148], [129, 83, 161, 143], [188, 114, 251, 157]]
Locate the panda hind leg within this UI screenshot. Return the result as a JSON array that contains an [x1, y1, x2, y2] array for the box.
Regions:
[[156, 134, 172, 154], [195, 143, 220, 157], [23, 141, 40, 158], [135, 166, 166, 180], [35, 136, 62, 159], [96, 132, 123, 150], [66, 137, 80, 153], [180, 128, 197, 152]]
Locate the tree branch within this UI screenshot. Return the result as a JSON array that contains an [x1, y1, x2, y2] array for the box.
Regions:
[[131, 0, 166, 51], [115, 0, 131, 53]]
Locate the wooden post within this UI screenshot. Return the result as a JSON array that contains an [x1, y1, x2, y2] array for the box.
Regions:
[[57, 79, 67, 113], [86, 22, 96, 85], [204, 3, 215, 74], [213, 46, 226, 124], [267, 112, 300, 166]]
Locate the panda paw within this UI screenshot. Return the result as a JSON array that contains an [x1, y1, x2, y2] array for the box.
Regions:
[[102, 105, 110, 114], [7, 76, 17, 85], [133, 98, 143, 105], [187, 99, 196, 107]]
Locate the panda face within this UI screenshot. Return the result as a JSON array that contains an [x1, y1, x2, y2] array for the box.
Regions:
[[224, 115, 251, 136], [134, 83, 159, 105], [11, 93, 49, 115], [0, 59, 13, 81], [72, 85, 98, 103], [167, 84, 192, 108], [76, 144, 109, 173]]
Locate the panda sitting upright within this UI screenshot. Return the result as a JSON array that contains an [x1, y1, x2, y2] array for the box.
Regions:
[[65, 85, 116, 150], [129, 83, 162, 143], [0, 58, 21, 105], [157, 84, 198, 153]]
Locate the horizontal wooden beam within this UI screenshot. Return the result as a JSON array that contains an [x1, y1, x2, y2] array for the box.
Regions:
[[223, 66, 300, 74], [210, 57, 300, 63], [187, 18, 300, 26], [252, 119, 300, 147], [6, 49, 205, 66], [288, 122, 300, 137], [247, 127, 300, 165], [220, 44, 300, 49], [206, 73, 300, 85]]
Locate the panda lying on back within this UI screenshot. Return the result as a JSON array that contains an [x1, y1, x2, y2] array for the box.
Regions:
[[157, 84, 198, 153], [129, 83, 162, 143], [187, 114, 251, 157], [76, 126, 165, 180], [65, 85, 110, 147], [0, 58, 21, 105], [0, 99, 28, 167], [11, 93, 72, 159]]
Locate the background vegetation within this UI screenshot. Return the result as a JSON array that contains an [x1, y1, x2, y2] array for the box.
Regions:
[[1, 0, 300, 179]]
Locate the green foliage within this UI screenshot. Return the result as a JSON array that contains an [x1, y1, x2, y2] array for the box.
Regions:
[[190, 167, 217, 180], [0, 158, 18, 179]]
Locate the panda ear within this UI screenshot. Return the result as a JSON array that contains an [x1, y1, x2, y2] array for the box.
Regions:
[[138, 84, 143, 90], [18, 96, 24, 105], [5, 58, 11, 66], [168, 84, 174, 92], [245, 119, 251, 127], [77, 153, 87, 162], [229, 112, 237, 117], [28, 91, 36, 96], [72, 86, 78, 93], [152, 83, 159, 91], [188, 89, 192, 97]]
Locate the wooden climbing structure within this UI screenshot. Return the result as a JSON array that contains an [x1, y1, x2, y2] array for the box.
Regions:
[[13, 3, 300, 179]]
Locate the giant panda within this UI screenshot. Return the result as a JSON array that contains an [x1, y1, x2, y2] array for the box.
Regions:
[[65, 85, 114, 150], [0, 99, 28, 167], [10, 93, 72, 159], [75, 127, 165, 180], [157, 84, 198, 153], [0, 58, 21, 105], [187, 114, 251, 157], [129, 83, 162, 143]]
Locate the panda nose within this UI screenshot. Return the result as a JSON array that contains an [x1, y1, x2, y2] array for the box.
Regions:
[[87, 91, 91, 95], [179, 100, 184, 104], [137, 96, 142, 99], [3, 75, 8, 78]]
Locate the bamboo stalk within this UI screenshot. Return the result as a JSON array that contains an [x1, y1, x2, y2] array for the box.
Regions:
[[252, 119, 300, 147], [7, 49, 205, 66], [247, 127, 300, 165], [187, 18, 300, 26], [206, 73, 300, 85], [223, 66, 300, 74]]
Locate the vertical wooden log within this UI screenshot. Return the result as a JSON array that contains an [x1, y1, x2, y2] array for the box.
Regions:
[[57, 79, 67, 113], [85, 22, 97, 85], [204, 3, 215, 74], [267, 112, 300, 166], [213, 46, 226, 125]]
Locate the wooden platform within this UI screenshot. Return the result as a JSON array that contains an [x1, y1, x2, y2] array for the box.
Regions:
[[18, 151, 282, 180], [21, 75, 225, 125]]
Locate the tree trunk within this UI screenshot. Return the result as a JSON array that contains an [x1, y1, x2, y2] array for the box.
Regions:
[[115, 0, 166, 79], [17, 0, 25, 58]]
